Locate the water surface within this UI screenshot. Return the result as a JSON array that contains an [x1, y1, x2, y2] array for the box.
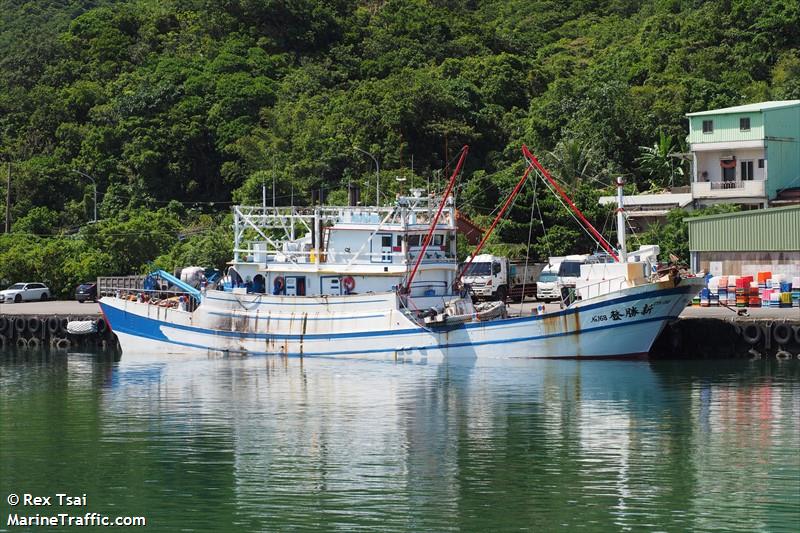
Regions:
[[1, 348, 798, 531]]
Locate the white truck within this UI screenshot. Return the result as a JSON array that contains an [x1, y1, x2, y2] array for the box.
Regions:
[[461, 254, 543, 302], [535, 258, 564, 302]]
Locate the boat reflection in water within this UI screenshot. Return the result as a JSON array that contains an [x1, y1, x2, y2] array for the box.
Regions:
[[91, 352, 800, 531]]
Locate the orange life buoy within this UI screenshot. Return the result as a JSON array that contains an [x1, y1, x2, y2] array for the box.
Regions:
[[343, 276, 356, 293], [273, 276, 285, 295]]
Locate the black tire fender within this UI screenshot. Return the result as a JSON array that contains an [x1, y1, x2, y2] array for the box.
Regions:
[[27, 317, 41, 334], [13, 317, 26, 334], [773, 323, 792, 345], [742, 323, 761, 345], [96, 318, 108, 334], [0, 316, 7, 334], [27, 337, 40, 349], [793, 325, 800, 345], [47, 316, 59, 334], [15, 337, 27, 348]]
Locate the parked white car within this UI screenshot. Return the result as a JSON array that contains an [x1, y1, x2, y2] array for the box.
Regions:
[[0, 282, 51, 303]]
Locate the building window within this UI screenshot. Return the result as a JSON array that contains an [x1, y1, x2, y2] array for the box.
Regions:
[[740, 117, 750, 131], [758, 159, 764, 168], [702, 120, 713, 133], [741, 160, 754, 181]]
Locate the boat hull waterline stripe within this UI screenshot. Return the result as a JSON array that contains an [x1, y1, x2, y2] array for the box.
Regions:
[[109, 314, 677, 357]]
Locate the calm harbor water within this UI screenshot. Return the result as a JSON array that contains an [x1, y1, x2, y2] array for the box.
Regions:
[[1, 348, 798, 532]]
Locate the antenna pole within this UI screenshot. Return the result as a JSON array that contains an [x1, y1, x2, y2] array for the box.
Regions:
[[616, 176, 627, 262]]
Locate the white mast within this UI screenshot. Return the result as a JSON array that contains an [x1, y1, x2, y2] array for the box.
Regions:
[[616, 176, 627, 262]]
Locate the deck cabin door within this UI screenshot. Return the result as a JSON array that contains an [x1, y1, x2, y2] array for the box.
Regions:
[[322, 277, 341, 295], [371, 233, 393, 263]]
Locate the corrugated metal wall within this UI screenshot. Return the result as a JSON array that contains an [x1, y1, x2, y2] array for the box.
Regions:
[[687, 206, 800, 252]]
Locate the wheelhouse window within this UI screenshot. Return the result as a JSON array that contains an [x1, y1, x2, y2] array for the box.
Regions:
[[740, 117, 750, 131], [741, 160, 754, 181], [702, 120, 714, 134]]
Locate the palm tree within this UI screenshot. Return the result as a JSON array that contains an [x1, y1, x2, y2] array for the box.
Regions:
[[636, 131, 685, 189], [546, 139, 603, 186]]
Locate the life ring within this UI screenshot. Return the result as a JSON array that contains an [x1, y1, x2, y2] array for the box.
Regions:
[[343, 276, 356, 293], [773, 323, 792, 345], [273, 276, 285, 295], [742, 323, 761, 345]]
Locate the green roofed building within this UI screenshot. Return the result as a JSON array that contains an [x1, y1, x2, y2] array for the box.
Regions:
[[686, 205, 800, 278], [686, 100, 800, 208]]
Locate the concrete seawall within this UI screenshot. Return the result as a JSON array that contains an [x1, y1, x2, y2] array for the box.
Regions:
[[0, 302, 112, 351]]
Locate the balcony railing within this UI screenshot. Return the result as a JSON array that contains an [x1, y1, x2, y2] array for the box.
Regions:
[[692, 180, 766, 198], [710, 181, 744, 190]]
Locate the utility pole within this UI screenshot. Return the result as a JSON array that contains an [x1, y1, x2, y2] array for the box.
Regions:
[[354, 147, 379, 206], [72, 169, 98, 223], [5, 162, 10, 233]]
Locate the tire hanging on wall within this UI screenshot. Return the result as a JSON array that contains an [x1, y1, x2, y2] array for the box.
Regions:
[[773, 323, 792, 346], [47, 316, 59, 335], [742, 323, 761, 345]]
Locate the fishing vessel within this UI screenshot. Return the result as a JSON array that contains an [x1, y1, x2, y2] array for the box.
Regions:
[[99, 146, 703, 359]]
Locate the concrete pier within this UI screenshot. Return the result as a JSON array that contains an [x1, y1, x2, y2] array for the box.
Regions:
[[0, 301, 110, 351]]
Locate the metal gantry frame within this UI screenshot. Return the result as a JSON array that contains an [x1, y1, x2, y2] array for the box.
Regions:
[[232, 195, 457, 267]]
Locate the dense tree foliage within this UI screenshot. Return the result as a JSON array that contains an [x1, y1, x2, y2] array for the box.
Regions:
[[1, 0, 797, 294]]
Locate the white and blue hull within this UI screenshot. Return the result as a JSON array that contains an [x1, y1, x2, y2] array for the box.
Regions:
[[100, 278, 702, 359]]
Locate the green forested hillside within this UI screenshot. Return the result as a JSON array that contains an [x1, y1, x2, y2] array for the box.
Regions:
[[1, 0, 798, 294]]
